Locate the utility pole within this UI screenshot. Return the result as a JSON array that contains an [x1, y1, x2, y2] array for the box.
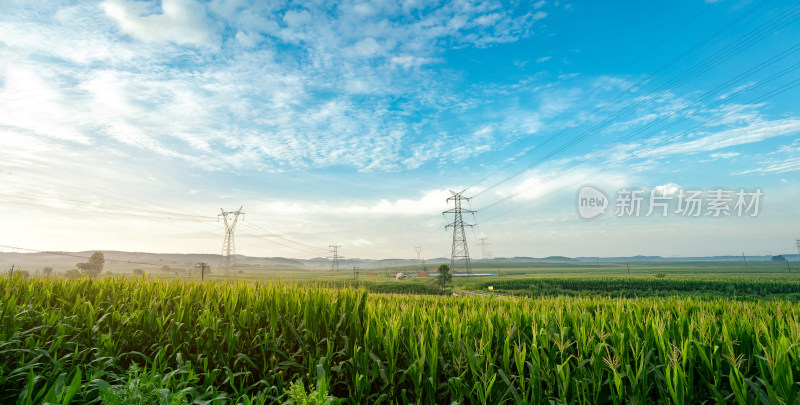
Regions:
[[443, 190, 475, 276], [195, 262, 209, 282], [218, 206, 244, 275], [627, 263, 631, 275], [329, 244, 342, 271], [353, 266, 358, 280], [478, 238, 491, 260], [742, 251, 747, 266]]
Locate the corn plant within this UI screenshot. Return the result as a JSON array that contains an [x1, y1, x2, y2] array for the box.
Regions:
[[1, 276, 800, 403]]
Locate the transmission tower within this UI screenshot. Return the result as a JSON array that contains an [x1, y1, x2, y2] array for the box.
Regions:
[[415, 246, 426, 271], [796, 239, 800, 264], [443, 190, 475, 275], [218, 206, 244, 275], [478, 237, 492, 260], [329, 244, 342, 271]]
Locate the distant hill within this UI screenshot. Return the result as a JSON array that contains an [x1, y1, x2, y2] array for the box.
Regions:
[[1, 250, 796, 273], [0, 251, 306, 272], [487, 256, 580, 263], [574, 255, 797, 262]]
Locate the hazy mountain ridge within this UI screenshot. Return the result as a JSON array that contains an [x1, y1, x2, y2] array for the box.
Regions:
[[2, 251, 796, 272]]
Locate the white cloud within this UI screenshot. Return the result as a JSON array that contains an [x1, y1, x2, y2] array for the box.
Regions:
[[390, 55, 439, 69], [495, 167, 633, 204], [709, 152, 740, 159], [282, 9, 312, 27], [0, 64, 91, 144], [640, 119, 800, 158], [348, 37, 383, 57], [102, 0, 219, 47], [653, 183, 680, 195], [1, 0, 554, 176], [736, 140, 800, 174], [251, 188, 453, 216]]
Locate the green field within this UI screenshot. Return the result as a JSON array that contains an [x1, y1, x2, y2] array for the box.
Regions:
[[316, 260, 800, 300], [3, 261, 800, 403], [2, 259, 800, 404]]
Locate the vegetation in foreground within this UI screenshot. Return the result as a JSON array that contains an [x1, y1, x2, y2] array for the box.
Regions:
[[462, 276, 800, 301], [2, 276, 800, 404]]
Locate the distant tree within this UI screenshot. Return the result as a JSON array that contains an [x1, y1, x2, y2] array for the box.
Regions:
[[42, 266, 53, 277], [15, 270, 30, 279], [133, 268, 144, 276], [65, 269, 80, 278], [773, 255, 787, 262], [436, 264, 452, 290], [77, 251, 105, 277]]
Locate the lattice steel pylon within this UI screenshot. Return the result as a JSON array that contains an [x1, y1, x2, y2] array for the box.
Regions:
[[478, 237, 491, 260], [415, 246, 425, 270], [443, 190, 475, 275], [329, 244, 342, 271], [218, 206, 244, 275]]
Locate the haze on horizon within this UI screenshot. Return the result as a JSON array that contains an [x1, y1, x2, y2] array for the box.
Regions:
[[2, 0, 799, 260]]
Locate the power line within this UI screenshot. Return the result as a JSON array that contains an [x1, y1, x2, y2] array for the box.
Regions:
[[463, 1, 728, 193], [241, 222, 328, 255], [237, 226, 327, 258], [476, 48, 800, 217], [4, 182, 331, 259], [477, 4, 800, 199], [481, 77, 800, 223], [482, 76, 800, 222], [0, 244, 169, 268], [469, 0, 792, 197]]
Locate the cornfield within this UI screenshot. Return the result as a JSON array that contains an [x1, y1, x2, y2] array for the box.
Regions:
[[466, 277, 800, 300], [2, 275, 800, 404]]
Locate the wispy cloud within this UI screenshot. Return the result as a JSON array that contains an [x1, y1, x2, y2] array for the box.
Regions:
[[639, 119, 800, 158], [1, 0, 550, 173], [102, 0, 220, 47], [736, 139, 800, 174]]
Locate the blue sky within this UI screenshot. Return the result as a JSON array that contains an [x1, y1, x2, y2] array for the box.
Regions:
[[1, 0, 799, 260]]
